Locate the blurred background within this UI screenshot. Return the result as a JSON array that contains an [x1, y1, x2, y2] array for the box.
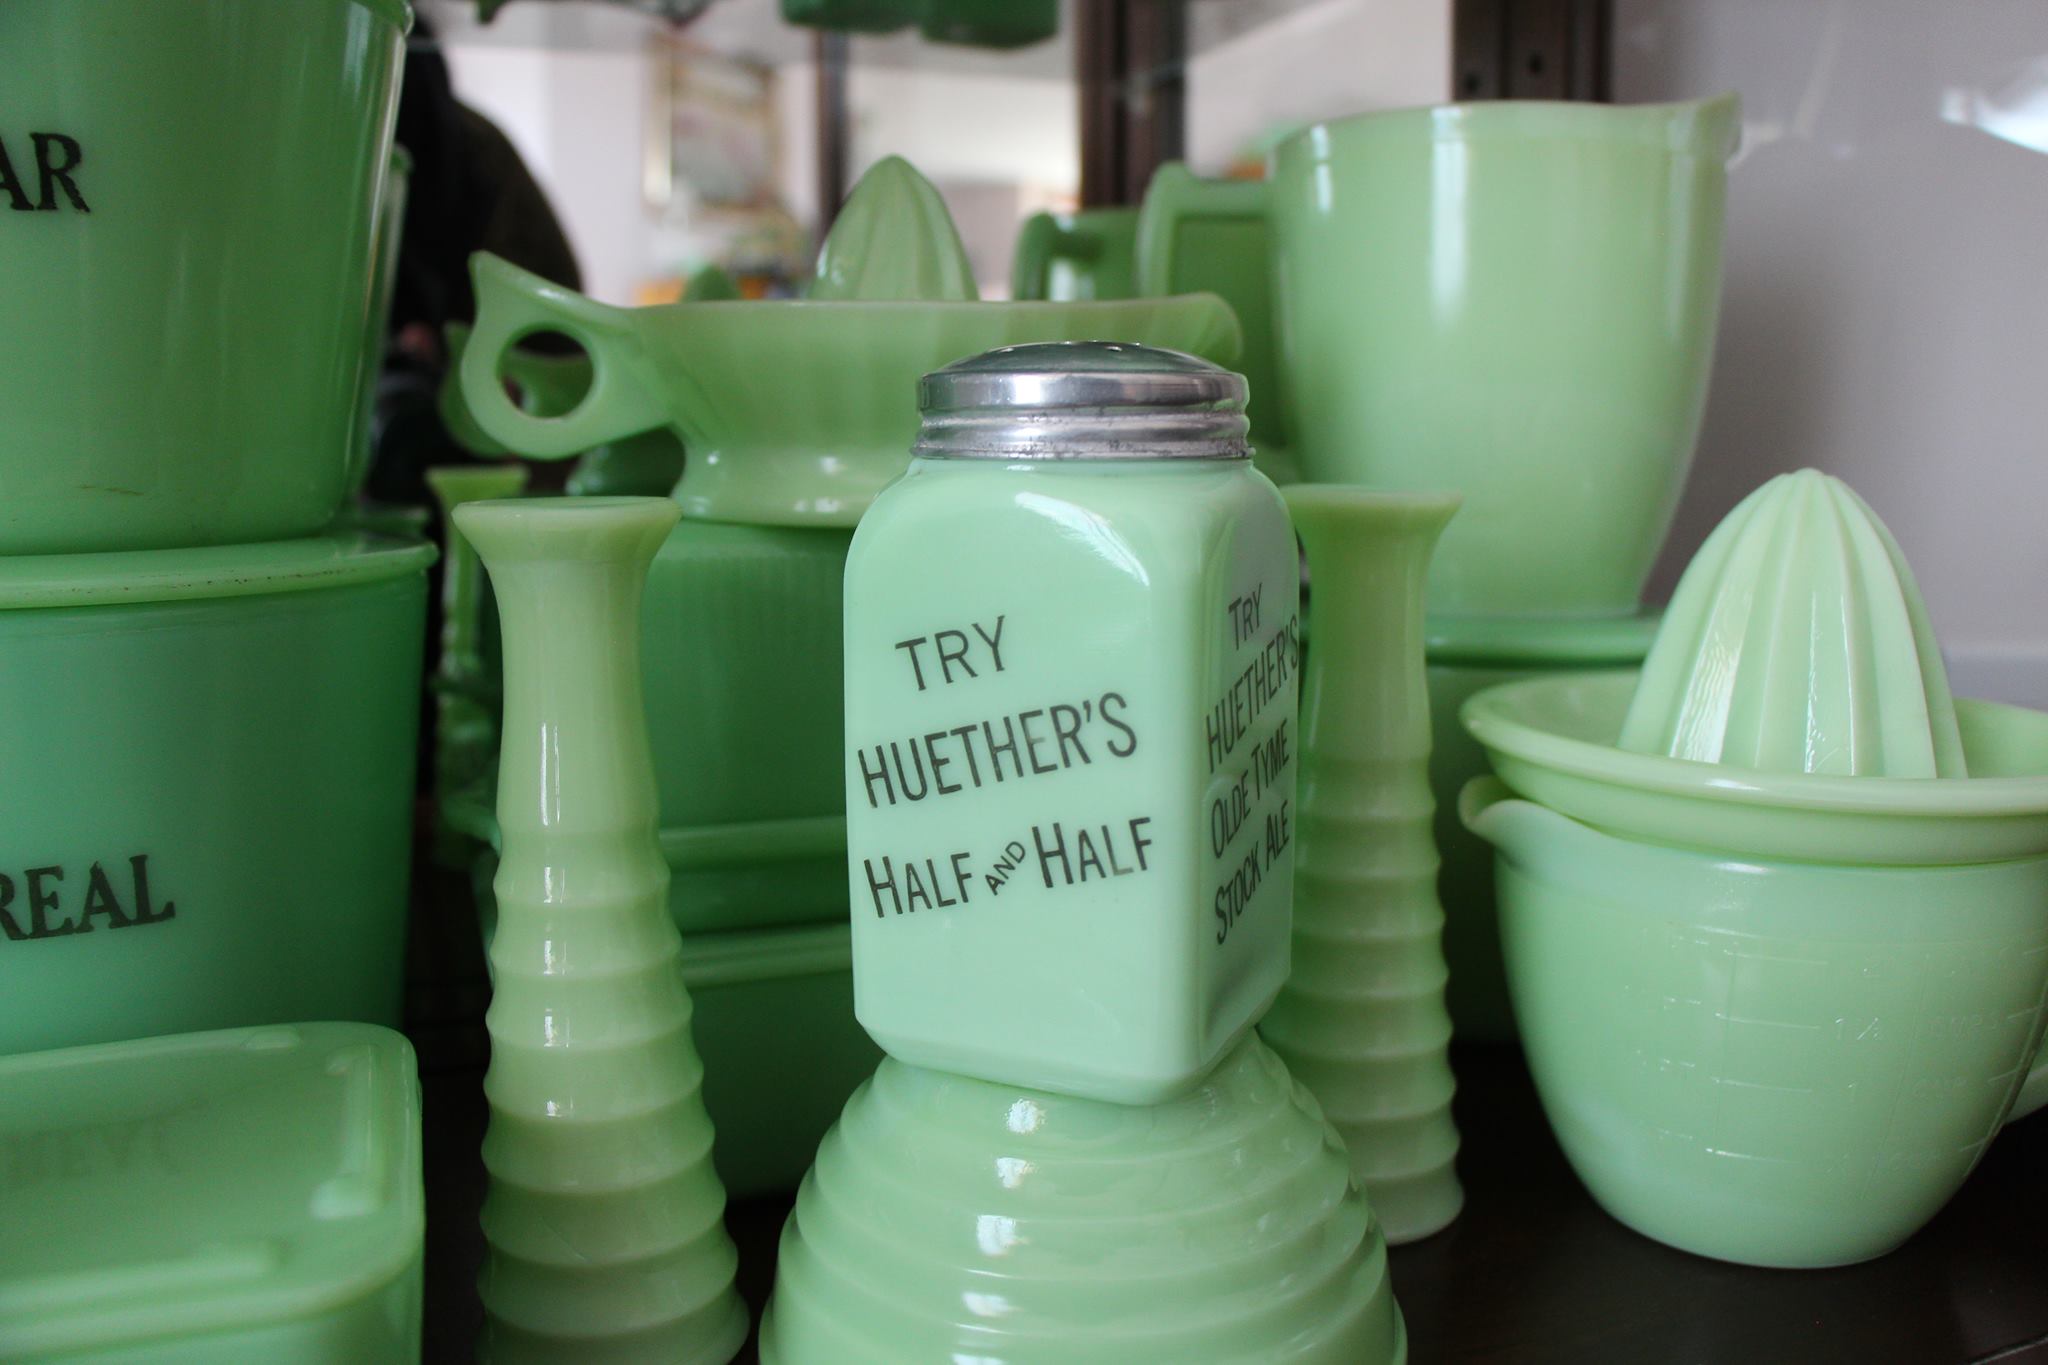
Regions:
[[410, 0, 2048, 705]]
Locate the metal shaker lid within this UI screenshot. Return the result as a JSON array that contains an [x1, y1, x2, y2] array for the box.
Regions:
[[915, 341, 1250, 460]]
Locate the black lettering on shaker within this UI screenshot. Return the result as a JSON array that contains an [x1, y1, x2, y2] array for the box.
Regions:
[[934, 629, 976, 684], [0, 872, 22, 941], [1101, 692, 1137, 758], [1034, 821, 1073, 888], [894, 636, 932, 691], [972, 615, 1007, 672], [1049, 703, 1089, 766], [1017, 709, 1057, 775], [924, 730, 961, 795], [864, 856, 903, 916], [858, 745, 895, 809]]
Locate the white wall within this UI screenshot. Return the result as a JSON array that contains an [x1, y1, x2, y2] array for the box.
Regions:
[[1187, 0, 1451, 173], [443, 12, 660, 306], [1615, 0, 2048, 705]]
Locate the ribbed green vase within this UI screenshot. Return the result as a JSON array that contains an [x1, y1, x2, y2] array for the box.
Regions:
[[1259, 485, 1465, 1245], [460, 496, 747, 1364]]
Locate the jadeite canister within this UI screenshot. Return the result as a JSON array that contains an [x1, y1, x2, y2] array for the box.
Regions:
[[0, 1023, 424, 1364], [843, 342, 1300, 1102], [0, 534, 432, 1056], [1138, 95, 1737, 616], [0, 0, 410, 554]]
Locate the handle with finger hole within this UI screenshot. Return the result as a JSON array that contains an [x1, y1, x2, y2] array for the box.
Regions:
[[461, 252, 669, 460]]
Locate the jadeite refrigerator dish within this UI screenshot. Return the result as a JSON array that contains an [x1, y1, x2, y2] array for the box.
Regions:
[[0, 0, 410, 554], [1139, 95, 1737, 615], [842, 344, 1298, 1103], [0, 1023, 424, 1364], [0, 533, 432, 1057], [1425, 611, 1661, 1043], [460, 497, 746, 1363], [1460, 472, 2048, 1267]]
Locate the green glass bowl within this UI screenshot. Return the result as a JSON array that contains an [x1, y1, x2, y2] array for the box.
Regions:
[[1461, 671, 2048, 864], [1464, 780, 2048, 1267], [458, 253, 1243, 527], [0, 1023, 423, 1363], [760, 1034, 1405, 1363]]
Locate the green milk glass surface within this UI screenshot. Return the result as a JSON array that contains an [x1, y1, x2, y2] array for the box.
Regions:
[[461, 497, 747, 1363], [1136, 165, 1297, 484], [1258, 487, 1464, 1244], [1424, 612, 1659, 1043], [1464, 781, 2048, 1268], [843, 345, 1300, 1103], [1141, 96, 1737, 615], [458, 253, 1239, 526], [0, 1023, 424, 1363], [426, 463, 529, 861], [0, 0, 409, 554], [759, 1032, 1406, 1364], [475, 852, 886, 1200], [1010, 207, 1140, 302], [348, 145, 414, 501], [0, 534, 431, 1057], [1621, 470, 1967, 777]]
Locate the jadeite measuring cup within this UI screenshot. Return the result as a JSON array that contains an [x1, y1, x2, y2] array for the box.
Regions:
[[457, 253, 1240, 527], [1138, 96, 1737, 616], [1011, 207, 1139, 301], [1460, 673, 2048, 1268], [0, 0, 410, 554]]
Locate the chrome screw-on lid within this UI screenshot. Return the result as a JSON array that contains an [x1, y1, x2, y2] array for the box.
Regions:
[[915, 341, 1250, 460]]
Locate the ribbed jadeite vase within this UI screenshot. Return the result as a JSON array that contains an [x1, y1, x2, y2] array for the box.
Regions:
[[1259, 485, 1464, 1245], [759, 1033, 1405, 1364], [426, 465, 529, 816], [458, 496, 747, 1364]]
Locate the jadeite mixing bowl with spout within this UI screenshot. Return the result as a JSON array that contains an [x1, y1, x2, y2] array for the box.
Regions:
[[1461, 673, 2048, 1267]]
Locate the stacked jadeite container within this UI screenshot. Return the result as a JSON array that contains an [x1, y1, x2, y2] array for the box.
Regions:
[[1, 2, 429, 1358], [450, 157, 1248, 1199], [759, 343, 1406, 1364]]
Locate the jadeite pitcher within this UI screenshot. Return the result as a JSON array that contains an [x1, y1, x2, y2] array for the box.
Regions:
[[459, 497, 747, 1364], [1138, 96, 1737, 616], [1259, 486, 1465, 1245]]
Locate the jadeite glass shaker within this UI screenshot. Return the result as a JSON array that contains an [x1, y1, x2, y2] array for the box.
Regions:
[[1258, 486, 1466, 1244], [457, 497, 746, 1364], [842, 342, 1301, 1102]]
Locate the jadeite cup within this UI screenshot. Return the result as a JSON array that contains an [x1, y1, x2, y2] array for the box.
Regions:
[[760, 1033, 1405, 1364], [0, 0, 410, 555], [0, 533, 433, 1058], [1138, 96, 1737, 615], [1461, 674, 2048, 1268]]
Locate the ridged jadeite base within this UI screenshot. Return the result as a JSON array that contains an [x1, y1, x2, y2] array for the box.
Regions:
[[461, 497, 747, 1364], [1261, 486, 1464, 1245], [759, 1034, 1405, 1364]]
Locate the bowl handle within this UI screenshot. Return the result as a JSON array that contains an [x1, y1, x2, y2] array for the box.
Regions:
[[460, 252, 667, 459]]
